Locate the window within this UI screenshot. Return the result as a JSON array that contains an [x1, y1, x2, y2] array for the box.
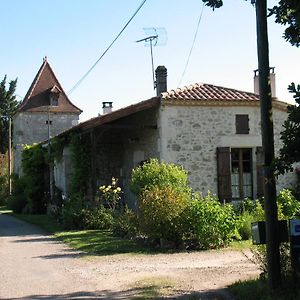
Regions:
[[50, 94, 59, 106], [231, 148, 253, 199], [236, 114, 249, 134]]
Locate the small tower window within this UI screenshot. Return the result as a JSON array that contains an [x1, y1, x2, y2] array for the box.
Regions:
[[50, 94, 58, 106]]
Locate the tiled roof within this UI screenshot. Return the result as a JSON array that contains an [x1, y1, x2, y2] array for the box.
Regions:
[[161, 83, 259, 102], [18, 58, 82, 114]]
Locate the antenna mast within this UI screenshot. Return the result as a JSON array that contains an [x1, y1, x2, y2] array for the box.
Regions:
[[136, 28, 167, 90]]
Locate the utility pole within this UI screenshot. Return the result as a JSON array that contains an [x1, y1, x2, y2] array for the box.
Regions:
[[255, 0, 281, 289]]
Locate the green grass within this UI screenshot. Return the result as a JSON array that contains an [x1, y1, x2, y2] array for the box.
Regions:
[[1, 209, 155, 256], [1, 207, 254, 257], [55, 229, 153, 255], [229, 277, 300, 300]]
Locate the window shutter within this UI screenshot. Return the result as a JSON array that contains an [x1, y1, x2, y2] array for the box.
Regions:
[[217, 147, 232, 202], [236, 114, 249, 134], [256, 146, 264, 198]]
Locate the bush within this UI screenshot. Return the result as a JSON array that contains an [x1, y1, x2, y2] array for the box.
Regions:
[[81, 206, 113, 230], [138, 186, 188, 244], [7, 175, 27, 213], [183, 193, 240, 249], [130, 158, 190, 197], [112, 206, 138, 238], [60, 194, 85, 229], [277, 188, 300, 219]]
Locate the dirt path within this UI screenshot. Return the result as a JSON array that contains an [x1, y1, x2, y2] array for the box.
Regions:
[[0, 214, 260, 299]]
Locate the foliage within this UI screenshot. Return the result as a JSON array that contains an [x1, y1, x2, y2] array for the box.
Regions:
[[69, 133, 91, 197], [268, 0, 300, 47], [203, 0, 300, 49], [60, 194, 85, 229], [81, 206, 114, 230], [7, 175, 27, 213], [112, 206, 138, 238], [21, 144, 48, 214], [277, 188, 300, 219], [275, 83, 300, 175], [230, 276, 300, 300], [0, 75, 19, 154], [138, 186, 188, 244], [183, 193, 241, 249], [99, 177, 122, 210], [50, 136, 67, 163], [0, 153, 8, 204], [130, 158, 190, 197]]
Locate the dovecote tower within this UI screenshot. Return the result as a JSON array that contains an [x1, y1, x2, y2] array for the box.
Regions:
[[13, 58, 82, 174]]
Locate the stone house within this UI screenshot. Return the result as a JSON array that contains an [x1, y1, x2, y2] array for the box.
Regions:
[[53, 66, 296, 207], [13, 58, 82, 175]]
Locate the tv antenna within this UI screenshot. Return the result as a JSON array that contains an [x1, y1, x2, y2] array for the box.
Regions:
[[136, 27, 167, 89]]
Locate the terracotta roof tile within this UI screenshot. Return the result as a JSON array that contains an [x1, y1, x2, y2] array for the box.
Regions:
[[161, 83, 259, 102], [18, 58, 82, 114]]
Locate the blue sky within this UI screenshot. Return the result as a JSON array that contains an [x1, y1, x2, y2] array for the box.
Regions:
[[1, 0, 299, 121]]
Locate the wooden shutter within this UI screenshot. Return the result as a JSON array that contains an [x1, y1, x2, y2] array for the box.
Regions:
[[236, 114, 249, 134], [217, 147, 232, 202], [256, 146, 264, 198]]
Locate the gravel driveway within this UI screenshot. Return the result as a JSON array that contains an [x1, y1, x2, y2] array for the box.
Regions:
[[0, 214, 259, 299]]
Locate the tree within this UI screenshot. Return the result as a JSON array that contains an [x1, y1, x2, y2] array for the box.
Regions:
[[0, 75, 18, 154], [268, 0, 300, 47], [276, 83, 300, 175]]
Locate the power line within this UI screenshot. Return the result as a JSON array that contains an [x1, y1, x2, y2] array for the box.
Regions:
[[178, 3, 205, 87], [68, 0, 147, 95]]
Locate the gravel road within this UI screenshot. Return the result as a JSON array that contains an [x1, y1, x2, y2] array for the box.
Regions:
[[0, 214, 260, 299]]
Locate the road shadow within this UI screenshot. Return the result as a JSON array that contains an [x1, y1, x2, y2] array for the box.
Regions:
[[0, 214, 47, 237], [7, 287, 235, 299]]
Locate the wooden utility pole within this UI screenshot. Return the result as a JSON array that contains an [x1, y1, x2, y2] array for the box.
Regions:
[[255, 0, 281, 289]]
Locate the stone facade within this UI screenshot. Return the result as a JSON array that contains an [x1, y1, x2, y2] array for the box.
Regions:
[[13, 111, 79, 175], [159, 103, 296, 199]]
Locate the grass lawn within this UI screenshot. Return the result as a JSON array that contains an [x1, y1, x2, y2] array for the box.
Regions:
[[0, 206, 253, 256], [229, 277, 300, 300], [0, 208, 156, 255]]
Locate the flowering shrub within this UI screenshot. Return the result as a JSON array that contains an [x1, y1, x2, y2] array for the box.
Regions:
[[99, 177, 122, 211]]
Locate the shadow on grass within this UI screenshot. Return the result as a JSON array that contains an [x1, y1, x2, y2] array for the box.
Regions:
[[55, 230, 171, 256], [8, 287, 234, 300]]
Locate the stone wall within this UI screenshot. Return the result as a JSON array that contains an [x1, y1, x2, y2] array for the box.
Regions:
[[159, 103, 295, 197], [13, 112, 79, 175]]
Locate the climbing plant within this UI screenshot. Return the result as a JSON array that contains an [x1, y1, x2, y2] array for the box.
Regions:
[[21, 144, 48, 213], [69, 132, 92, 198]]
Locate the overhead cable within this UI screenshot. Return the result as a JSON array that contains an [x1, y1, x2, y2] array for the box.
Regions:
[[178, 3, 205, 87], [68, 0, 147, 95]]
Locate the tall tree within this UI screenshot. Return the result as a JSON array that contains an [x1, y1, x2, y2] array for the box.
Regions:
[[0, 75, 18, 154]]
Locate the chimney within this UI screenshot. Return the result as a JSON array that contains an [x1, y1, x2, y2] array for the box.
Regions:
[[102, 102, 113, 114], [155, 66, 167, 96], [254, 67, 276, 98]]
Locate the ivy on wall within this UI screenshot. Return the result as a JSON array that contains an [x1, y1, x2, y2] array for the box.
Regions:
[[69, 132, 92, 198]]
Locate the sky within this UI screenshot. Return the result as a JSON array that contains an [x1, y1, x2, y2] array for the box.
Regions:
[[1, 0, 299, 121]]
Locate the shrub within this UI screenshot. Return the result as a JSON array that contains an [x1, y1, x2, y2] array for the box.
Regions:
[[112, 206, 138, 238], [81, 206, 113, 230], [138, 186, 188, 244], [60, 194, 85, 229], [183, 193, 240, 249], [7, 175, 27, 213], [130, 158, 190, 197], [277, 188, 300, 219]]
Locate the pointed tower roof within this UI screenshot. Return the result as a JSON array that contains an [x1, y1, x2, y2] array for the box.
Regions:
[[18, 57, 82, 114]]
